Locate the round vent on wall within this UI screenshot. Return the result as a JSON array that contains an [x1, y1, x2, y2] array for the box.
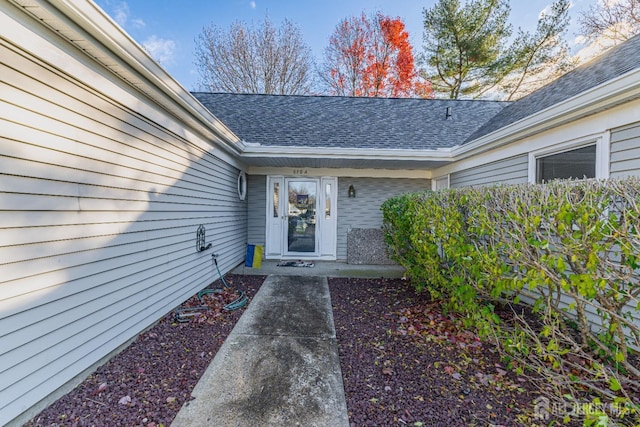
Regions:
[[237, 171, 247, 201]]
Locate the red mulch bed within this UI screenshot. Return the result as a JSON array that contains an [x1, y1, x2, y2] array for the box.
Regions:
[[26, 275, 598, 427], [25, 274, 265, 427]]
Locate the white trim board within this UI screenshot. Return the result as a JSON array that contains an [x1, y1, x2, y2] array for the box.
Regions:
[[526, 133, 611, 183], [248, 166, 431, 179], [431, 99, 640, 178], [432, 174, 450, 190]]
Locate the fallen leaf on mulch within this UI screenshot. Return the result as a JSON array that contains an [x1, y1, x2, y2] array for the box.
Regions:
[[329, 277, 555, 426], [24, 275, 265, 427]]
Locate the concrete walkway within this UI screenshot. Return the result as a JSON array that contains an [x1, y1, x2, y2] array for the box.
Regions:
[[171, 275, 349, 427]]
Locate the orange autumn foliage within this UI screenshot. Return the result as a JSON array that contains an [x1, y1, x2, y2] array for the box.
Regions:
[[322, 12, 433, 98]]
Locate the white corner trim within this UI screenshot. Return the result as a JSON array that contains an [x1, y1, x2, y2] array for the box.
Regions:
[[527, 152, 536, 184], [432, 174, 450, 190], [597, 130, 611, 180]]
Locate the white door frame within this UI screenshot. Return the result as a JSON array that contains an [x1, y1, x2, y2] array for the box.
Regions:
[[265, 176, 284, 258], [265, 175, 337, 260]]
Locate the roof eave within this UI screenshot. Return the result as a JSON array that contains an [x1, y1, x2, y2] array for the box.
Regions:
[[12, 0, 243, 157], [239, 144, 455, 162], [12, 0, 640, 167], [454, 67, 640, 159]]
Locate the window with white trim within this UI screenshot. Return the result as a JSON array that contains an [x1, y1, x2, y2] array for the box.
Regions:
[[536, 144, 596, 183], [528, 133, 610, 184]]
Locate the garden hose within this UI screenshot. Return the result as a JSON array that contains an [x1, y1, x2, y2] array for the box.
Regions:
[[211, 254, 248, 311], [174, 254, 247, 322]]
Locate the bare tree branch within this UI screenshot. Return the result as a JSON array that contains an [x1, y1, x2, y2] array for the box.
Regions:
[[194, 15, 315, 94], [578, 0, 640, 44]]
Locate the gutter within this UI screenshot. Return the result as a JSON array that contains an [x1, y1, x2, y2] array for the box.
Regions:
[[449, 66, 640, 160], [238, 143, 454, 162], [12, 0, 243, 158], [238, 66, 640, 165]]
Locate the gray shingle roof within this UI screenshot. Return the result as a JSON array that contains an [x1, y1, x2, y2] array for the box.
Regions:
[[193, 93, 508, 150], [465, 34, 640, 143], [194, 35, 640, 151]]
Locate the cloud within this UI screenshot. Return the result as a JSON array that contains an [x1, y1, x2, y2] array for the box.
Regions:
[[112, 1, 129, 27], [574, 35, 588, 45], [131, 18, 146, 29], [250, 1, 256, 9], [142, 35, 177, 65], [106, 1, 145, 29], [538, 5, 552, 19], [573, 33, 619, 63]]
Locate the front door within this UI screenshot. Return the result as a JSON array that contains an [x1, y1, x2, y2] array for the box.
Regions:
[[285, 179, 317, 255], [265, 176, 337, 259]]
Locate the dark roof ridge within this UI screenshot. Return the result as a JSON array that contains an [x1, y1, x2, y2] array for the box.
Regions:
[[190, 91, 510, 104], [193, 91, 509, 150], [464, 33, 640, 143]]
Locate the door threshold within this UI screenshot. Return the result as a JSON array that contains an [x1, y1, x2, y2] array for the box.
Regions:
[[276, 260, 315, 267]]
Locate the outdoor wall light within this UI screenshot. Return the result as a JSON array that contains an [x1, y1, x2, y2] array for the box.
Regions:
[[348, 184, 356, 198]]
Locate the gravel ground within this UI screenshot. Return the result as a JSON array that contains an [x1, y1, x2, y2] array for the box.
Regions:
[[27, 274, 578, 427], [329, 277, 545, 427], [25, 274, 265, 427]]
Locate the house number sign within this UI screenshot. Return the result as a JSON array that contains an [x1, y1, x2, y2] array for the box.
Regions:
[[292, 169, 309, 175]]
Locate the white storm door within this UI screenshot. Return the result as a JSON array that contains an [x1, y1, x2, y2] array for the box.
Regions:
[[265, 176, 284, 257], [319, 177, 337, 257], [284, 178, 319, 256]]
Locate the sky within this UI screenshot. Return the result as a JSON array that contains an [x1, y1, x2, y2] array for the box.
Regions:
[[93, 0, 596, 92]]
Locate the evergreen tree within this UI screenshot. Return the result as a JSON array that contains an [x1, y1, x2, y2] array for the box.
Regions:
[[499, 0, 575, 100], [422, 0, 512, 99], [422, 0, 573, 100]]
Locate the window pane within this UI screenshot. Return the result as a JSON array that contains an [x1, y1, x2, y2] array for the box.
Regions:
[[273, 182, 279, 217], [325, 183, 331, 218], [287, 181, 316, 253], [536, 145, 596, 183]]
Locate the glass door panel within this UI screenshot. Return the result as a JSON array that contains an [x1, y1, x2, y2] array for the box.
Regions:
[[286, 180, 317, 253]]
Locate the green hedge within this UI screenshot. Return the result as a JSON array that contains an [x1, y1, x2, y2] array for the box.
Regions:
[[382, 178, 640, 422]]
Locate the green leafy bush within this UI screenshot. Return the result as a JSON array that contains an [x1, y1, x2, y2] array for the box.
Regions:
[[381, 178, 640, 424]]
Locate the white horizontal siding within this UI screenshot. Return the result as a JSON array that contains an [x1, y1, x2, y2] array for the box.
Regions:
[[0, 17, 246, 426], [449, 154, 528, 188], [610, 121, 640, 178], [336, 177, 430, 260]]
